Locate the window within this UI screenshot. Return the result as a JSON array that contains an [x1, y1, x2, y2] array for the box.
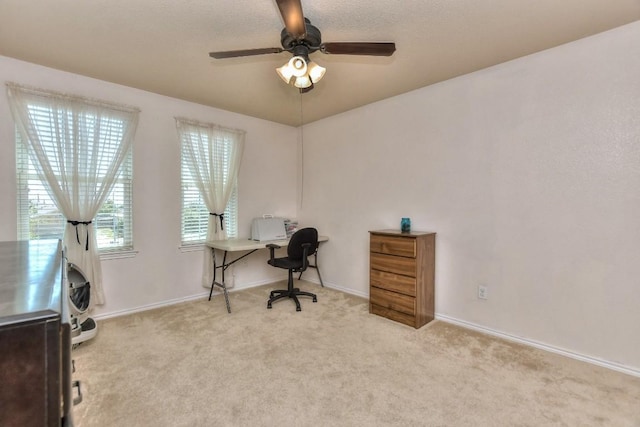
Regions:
[[16, 127, 134, 252], [180, 133, 239, 245]]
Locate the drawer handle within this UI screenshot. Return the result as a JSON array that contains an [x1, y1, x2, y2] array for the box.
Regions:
[[72, 380, 83, 405]]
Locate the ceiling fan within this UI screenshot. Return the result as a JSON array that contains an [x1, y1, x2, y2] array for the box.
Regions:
[[208, 0, 396, 92]]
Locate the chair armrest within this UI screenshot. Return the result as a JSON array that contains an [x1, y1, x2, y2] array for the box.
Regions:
[[266, 243, 281, 261], [300, 242, 312, 271]]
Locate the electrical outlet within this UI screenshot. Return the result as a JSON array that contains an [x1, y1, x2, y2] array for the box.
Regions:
[[478, 285, 488, 300]]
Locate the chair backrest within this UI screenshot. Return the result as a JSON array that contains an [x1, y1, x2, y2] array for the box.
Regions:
[[287, 228, 318, 260]]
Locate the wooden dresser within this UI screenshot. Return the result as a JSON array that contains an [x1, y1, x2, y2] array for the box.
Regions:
[[369, 230, 435, 329], [0, 240, 74, 426]]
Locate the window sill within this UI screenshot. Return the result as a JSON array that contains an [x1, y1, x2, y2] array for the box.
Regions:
[[179, 243, 205, 253], [99, 249, 139, 260]]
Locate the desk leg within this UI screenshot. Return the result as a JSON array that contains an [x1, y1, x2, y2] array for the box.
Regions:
[[208, 247, 217, 301], [221, 251, 231, 313], [298, 249, 324, 287], [208, 248, 231, 313], [313, 251, 324, 287]]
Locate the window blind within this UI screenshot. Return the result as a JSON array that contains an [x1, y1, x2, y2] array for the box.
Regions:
[[15, 121, 134, 251], [180, 132, 238, 245]]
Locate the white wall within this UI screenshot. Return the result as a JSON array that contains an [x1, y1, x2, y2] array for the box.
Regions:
[[299, 22, 640, 371], [0, 56, 299, 317]]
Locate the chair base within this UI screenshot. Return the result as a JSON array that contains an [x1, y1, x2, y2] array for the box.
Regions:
[[267, 271, 317, 311]]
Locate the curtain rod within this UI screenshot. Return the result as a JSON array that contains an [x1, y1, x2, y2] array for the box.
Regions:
[[174, 117, 246, 135], [6, 82, 141, 114]]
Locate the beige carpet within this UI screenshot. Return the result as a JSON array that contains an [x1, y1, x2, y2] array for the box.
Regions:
[[72, 282, 640, 426]]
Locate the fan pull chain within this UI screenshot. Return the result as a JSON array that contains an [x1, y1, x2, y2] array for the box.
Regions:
[[299, 92, 304, 208]]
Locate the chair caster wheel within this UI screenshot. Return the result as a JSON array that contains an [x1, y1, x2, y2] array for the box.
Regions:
[[296, 307, 301, 312], [312, 297, 317, 302], [267, 303, 272, 309]]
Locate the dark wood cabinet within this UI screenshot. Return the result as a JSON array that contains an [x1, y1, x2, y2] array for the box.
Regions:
[[0, 240, 73, 427], [369, 230, 436, 329]]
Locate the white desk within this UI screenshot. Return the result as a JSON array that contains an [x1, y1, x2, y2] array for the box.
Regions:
[[205, 235, 328, 313]]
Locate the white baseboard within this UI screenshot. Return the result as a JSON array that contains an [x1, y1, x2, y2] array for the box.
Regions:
[[323, 282, 368, 299], [437, 313, 640, 378], [94, 292, 210, 321]]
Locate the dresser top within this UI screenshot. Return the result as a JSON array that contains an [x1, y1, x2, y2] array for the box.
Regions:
[[0, 240, 63, 325], [370, 229, 435, 237]]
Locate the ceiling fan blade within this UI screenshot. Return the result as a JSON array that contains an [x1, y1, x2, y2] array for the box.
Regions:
[[320, 42, 396, 56], [209, 47, 284, 59], [275, 0, 306, 39]]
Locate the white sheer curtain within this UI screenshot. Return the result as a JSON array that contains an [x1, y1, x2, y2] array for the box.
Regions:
[[175, 118, 245, 286], [6, 83, 140, 307]]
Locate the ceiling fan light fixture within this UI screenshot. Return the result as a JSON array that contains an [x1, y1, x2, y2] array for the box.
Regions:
[[277, 55, 310, 85], [277, 55, 325, 90], [276, 63, 295, 84], [293, 74, 312, 89], [307, 61, 326, 83], [289, 55, 308, 77]]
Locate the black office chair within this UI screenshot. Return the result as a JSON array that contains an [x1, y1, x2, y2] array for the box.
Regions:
[[266, 227, 318, 311]]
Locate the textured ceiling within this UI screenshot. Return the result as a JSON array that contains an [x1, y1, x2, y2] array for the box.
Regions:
[[1, 1, 639, 126]]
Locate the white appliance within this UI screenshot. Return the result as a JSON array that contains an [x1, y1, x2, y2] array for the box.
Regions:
[[251, 217, 287, 241], [67, 263, 98, 346]]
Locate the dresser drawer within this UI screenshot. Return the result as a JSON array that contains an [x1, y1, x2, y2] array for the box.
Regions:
[[370, 286, 415, 316], [370, 303, 417, 328], [370, 253, 416, 277], [370, 234, 416, 258], [370, 269, 416, 296]]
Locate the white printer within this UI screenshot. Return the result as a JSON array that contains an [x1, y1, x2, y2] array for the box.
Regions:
[[250, 217, 287, 241]]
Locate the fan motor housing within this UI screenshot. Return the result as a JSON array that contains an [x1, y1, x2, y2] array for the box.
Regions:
[[280, 20, 322, 53]]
